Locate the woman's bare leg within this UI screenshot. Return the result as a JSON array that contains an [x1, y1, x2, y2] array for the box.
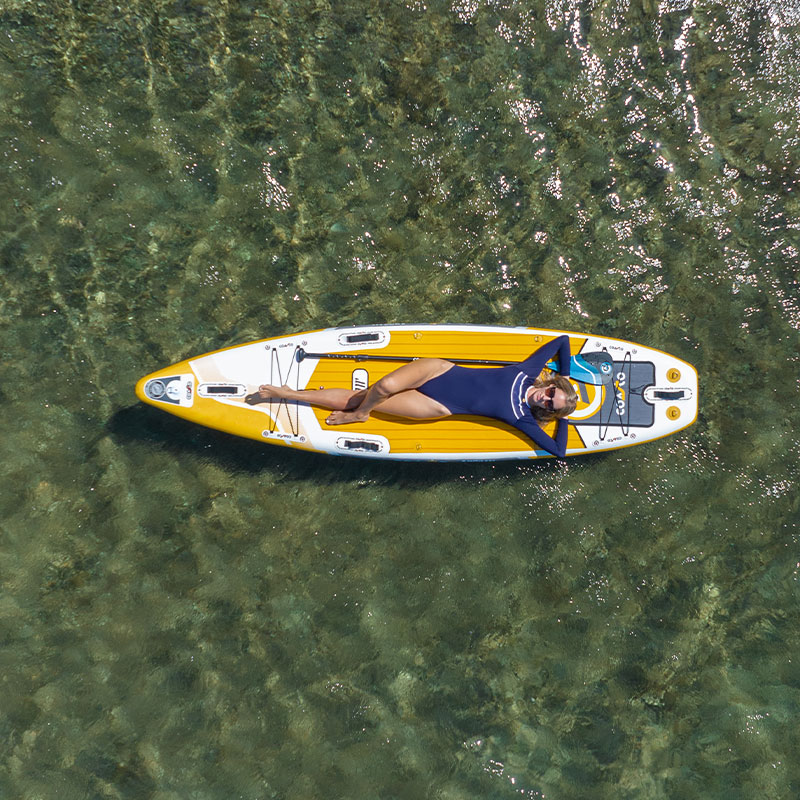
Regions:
[[245, 359, 454, 423], [367, 389, 451, 420], [245, 384, 364, 410], [326, 358, 452, 425]]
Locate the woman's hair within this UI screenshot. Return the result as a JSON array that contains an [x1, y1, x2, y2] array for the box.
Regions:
[[530, 374, 578, 422]]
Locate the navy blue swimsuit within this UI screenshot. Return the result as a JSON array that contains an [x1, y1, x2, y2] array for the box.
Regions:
[[417, 335, 572, 457]]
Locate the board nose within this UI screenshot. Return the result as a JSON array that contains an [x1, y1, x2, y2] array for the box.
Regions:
[[134, 373, 152, 404]]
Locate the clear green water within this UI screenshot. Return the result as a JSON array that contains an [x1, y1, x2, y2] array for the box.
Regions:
[[1, 1, 799, 797]]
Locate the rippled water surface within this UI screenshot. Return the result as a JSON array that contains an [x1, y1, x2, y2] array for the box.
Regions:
[[2, 1, 799, 798]]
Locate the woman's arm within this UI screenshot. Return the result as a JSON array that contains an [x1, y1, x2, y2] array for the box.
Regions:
[[518, 334, 572, 378], [514, 416, 569, 458]]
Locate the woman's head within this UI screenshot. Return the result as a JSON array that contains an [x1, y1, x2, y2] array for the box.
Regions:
[[528, 374, 578, 421]]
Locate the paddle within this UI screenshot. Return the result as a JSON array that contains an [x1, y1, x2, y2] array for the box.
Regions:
[[295, 348, 613, 385]]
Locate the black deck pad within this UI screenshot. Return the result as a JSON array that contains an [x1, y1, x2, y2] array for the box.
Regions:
[[572, 359, 655, 433]]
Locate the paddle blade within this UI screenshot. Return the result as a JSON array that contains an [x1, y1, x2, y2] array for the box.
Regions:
[[547, 353, 614, 385]]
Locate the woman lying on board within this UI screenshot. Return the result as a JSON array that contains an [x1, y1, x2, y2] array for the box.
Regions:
[[245, 335, 578, 457]]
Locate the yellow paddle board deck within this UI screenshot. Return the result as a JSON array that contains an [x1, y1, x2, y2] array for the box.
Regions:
[[135, 325, 698, 461]]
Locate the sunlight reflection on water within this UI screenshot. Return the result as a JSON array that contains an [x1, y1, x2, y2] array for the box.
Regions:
[[1, 0, 799, 797]]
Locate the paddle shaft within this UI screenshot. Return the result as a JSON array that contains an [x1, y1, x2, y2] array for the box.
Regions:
[[295, 348, 516, 366]]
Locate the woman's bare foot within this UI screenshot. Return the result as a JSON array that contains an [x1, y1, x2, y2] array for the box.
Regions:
[[245, 384, 292, 405], [326, 409, 370, 425]]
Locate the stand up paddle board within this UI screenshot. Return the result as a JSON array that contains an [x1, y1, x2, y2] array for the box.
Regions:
[[135, 325, 698, 461]]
